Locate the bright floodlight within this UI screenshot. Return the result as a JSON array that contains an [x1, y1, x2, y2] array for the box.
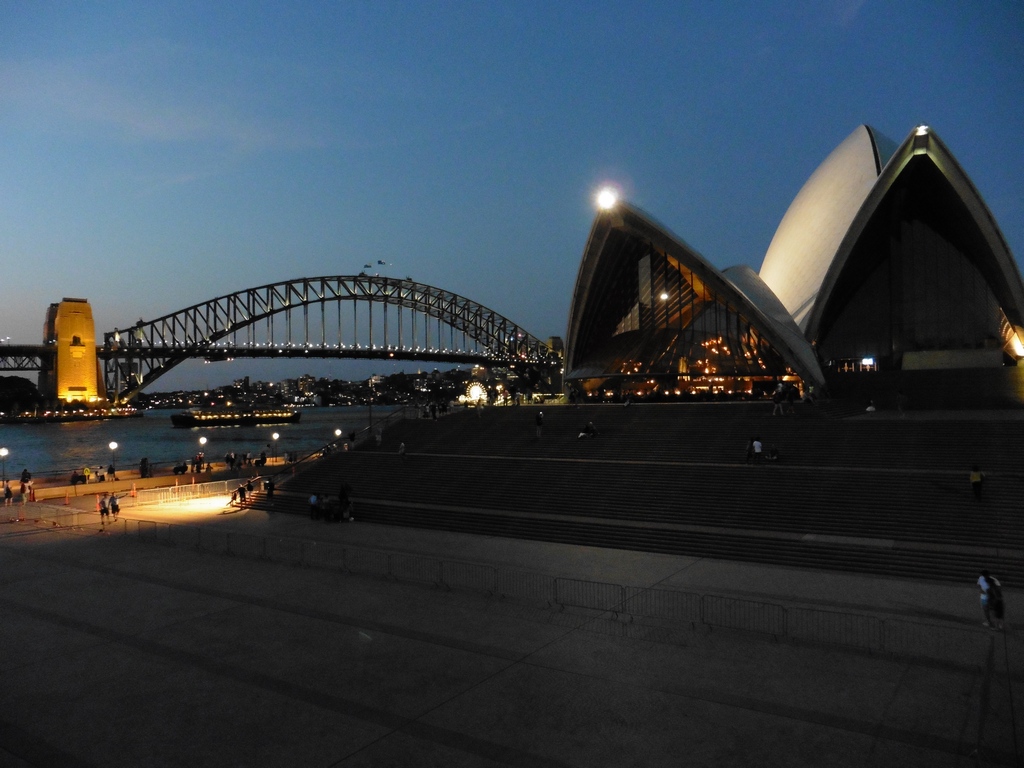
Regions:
[[915, 125, 929, 136], [597, 188, 618, 210], [109, 441, 118, 451]]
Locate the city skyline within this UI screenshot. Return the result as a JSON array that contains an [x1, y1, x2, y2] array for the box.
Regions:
[[2, 2, 1022, 389]]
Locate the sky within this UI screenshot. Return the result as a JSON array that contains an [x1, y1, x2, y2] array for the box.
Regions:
[[2, 1, 1022, 390]]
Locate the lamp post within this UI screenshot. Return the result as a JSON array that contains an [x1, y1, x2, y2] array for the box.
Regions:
[[0, 447, 7, 482], [198, 436, 207, 471], [272, 433, 279, 464], [108, 442, 118, 477]]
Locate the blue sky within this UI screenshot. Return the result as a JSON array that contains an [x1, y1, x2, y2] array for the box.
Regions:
[[2, 1, 1022, 389]]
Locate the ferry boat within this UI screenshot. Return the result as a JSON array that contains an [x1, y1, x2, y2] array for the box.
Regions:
[[1, 407, 143, 424], [170, 407, 302, 428]]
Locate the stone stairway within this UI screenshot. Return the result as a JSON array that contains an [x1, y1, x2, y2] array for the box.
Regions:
[[249, 404, 1024, 583]]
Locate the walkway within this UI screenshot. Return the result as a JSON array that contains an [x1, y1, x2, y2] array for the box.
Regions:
[[0, 497, 1021, 767]]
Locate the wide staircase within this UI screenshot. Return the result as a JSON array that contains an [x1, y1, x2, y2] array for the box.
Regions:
[[250, 403, 1024, 584]]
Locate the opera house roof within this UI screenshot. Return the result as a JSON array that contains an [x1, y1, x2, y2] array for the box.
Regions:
[[566, 124, 1024, 395]]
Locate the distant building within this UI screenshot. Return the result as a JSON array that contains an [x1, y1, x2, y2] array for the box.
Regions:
[[39, 298, 106, 404], [565, 125, 1024, 406]]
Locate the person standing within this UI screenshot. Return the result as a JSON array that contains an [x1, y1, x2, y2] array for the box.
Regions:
[[535, 411, 544, 438], [978, 571, 993, 627], [309, 493, 318, 519], [109, 494, 120, 520], [753, 436, 763, 463], [99, 493, 109, 522], [266, 479, 275, 506], [970, 466, 984, 499]]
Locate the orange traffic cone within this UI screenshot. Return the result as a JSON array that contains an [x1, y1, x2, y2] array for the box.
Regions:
[[130, 483, 137, 498], [95, 495, 101, 512], [64, 491, 69, 506]]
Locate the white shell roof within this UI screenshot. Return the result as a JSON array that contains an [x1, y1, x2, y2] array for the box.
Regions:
[[758, 125, 894, 331]]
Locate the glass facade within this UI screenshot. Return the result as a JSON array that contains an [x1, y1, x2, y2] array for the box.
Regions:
[[569, 229, 794, 395]]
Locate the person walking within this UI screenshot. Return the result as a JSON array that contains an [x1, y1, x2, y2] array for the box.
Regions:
[[266, 479, 275, 506], [3, 481, 11, 507], [109, 494, 120, 520], [98, 493, 109, 522], [535, 411, 544, 438], [753, 436, 763, 463]]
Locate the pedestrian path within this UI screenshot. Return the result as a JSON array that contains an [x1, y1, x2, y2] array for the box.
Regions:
[[1, 497, 1021, 766]]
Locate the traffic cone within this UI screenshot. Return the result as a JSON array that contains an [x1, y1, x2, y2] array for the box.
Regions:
[[64, 491, 69, 506], [95, 495, 101, 512], [130, 483, 137, 498]]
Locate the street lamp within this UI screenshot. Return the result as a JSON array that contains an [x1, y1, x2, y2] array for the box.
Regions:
[[272, 433, 279, 463], [0, 447, 7, 481], [108, 442, 118, 476], [198, 436, 207, 471]]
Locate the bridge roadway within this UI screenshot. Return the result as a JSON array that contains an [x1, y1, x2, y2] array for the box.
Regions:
[[0, 463, 1021, 766]]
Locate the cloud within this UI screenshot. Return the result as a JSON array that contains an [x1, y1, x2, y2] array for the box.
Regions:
[[0, 56, 326, 152], [832, 0, 866, 27]]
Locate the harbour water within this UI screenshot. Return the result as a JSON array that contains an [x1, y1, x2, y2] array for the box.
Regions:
[[0, 406, 393, 482]]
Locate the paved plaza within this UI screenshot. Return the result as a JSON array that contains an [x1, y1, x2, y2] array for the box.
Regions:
[[0, 496, 1021, 767]]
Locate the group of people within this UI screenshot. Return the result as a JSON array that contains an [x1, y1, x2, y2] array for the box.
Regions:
[[771, 383, 800, 415], [4, 469, 32, 507], [232, 477, 270, 507], [745, 437, 780, 463], [98, 492, 121, 522], [224, 451, 265, 470], [308, 484, 353, 523]]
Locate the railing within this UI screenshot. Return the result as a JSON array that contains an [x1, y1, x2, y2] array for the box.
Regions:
[[131, 479, 240, 506], [124, 519, 990, 665]]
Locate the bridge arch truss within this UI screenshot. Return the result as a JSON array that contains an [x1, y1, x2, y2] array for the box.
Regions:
[[103, 275, 557, 402]]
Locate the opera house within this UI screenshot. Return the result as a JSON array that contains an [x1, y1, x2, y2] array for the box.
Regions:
[[564, 125, 1024, 408]]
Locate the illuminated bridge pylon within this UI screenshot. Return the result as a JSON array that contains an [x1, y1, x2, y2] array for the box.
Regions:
[[102, 275, 559, 402]]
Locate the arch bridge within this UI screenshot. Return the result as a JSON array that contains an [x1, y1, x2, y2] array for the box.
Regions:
[[103, 275, 558, 402]]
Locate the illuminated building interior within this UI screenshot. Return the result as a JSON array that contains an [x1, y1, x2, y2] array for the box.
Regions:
[[565, 203, 824, 399], [567, 125, 1024, 405]]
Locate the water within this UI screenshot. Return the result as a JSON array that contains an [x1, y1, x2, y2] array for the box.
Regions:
[[0, 406, 392, 482]]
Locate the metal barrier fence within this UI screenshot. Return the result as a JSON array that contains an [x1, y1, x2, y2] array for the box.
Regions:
[[14, 504, 82, 529], [131, 479, 237, 507], [124, 520, 989, 663]]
